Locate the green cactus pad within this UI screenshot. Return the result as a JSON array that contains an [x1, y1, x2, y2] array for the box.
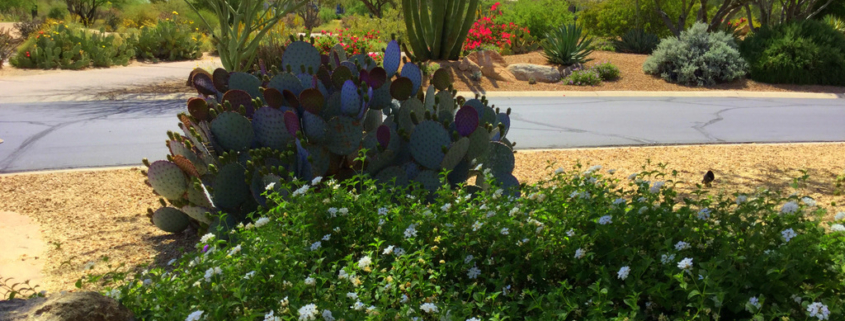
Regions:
[[497, 112, 510, 138], [329, 44, 347, 69], [181, 205, 213, 224], [424, 85, 436, 113], [222, 90, 255, 116], [436, 90, 454, 113], [397, 98, 425, 133], [305, 144, 331, 177], [363, 109, 384, 133], [299, 88, 324, 115], [350, 54, 377, 72], [187, 97, 209, 121], [369, 78, 392, 110], [282, 41, 321, 75], [186, 183, 214, 208], [480, 105, 498, 129], [496, 172, 520, 196], [403, 162, 421, 180], [263, 88, 285, 109], [212, 163, 250, 209], [431, 68, 451, 91], [302, 111, 328, 143], [227, 72, 263, 103], [383, 40, 401, 77], [400, 63, 422, 96], [365, 149, 395, 174], [447, 159, 470, 187], [341, 80, 361, 116], [147, 160, 188, 201], [481, 141, 515, 176], [210, 111, 254, 152], [322, 92, 343, 120], [390, 77, 413, 101], [441, 137, 469, 170], [212, 68, 229, 92], [331, 65, 353, 89], [253, 107, 295, 150], [317, 66, 333, 90], [466, 127, 491, 161], [326, 116, 364, 156], [409, 120, 450, 169], [269, 73, 305, 96], [340, 61, 359, 78], [152, 207, 190, 233], [375, 166, 408, 186], [414, 170, 441, 194]]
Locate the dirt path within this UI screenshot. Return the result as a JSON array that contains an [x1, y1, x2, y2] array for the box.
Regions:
[[0, 211, 47, 298]]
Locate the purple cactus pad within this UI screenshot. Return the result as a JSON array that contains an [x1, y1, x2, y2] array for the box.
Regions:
[[455, 106, 479, 137]]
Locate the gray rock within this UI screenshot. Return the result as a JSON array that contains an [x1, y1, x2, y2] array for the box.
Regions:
[[507, 64, 563, 83], [0, 292, 134, 321], [560, 63, 586, 78]]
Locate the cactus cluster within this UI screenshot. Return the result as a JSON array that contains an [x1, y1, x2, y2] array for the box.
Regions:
[[142, 37, 519, 234]]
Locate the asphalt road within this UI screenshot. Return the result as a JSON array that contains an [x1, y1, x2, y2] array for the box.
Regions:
[[1, 96, 843, 173]]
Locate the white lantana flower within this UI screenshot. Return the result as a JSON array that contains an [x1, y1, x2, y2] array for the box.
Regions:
[[292, 184, 309, 197], [327, 208, 338, 217], [781, 201, 799, 214], [378, 207, 388, 215], [650, 181, 665, 194], [613, 198, 626, 205], [265, 182, 276, 191], [304, 276, 316, 286], [297, 303, 319, 321], [464, 255, 473, 264], [346, 292, 358, 300], [310, 241, 321, 251], [383, 245, 394, 255], [204, 267, 222, 282], [807, 302, 830, 320], [404, 225, 417, 239], [200, 233, 215, 244], [311, 176, 322, 185], [254, 217, 270, 228], [393, 247, 406, 256], [574, 248, 585, 259], [598, 215, 612, 225], [661, 253, 676, 264], [554, 167, 564, 174], [420, 303, 439, 314], [441, 203, 452, 212], [244, 271, 256, 280], [566, 229, 575, 237], [697, 208, 711, 220], [835, 212, 845, 221], [802, 197, 816, 207], [186, 311, 204, 321], [831, 224, 845, 232], [500, 228, 509, 235], [736, 195, 748, 204], [322, 234, 331, 241], [321, 310, 334, 321], [227, 244, 242, 256], [628, 173, 637, 180], [472, 221, 483, 231], [357, 256, 373, 270], [747, 297, 761, 311], [617, 266, 630, 280], [782, 228, 797, 242], [264, 310, 281, 321], [351, 301, 365, 310], [674, 241, 690, 251], [467, 266, 481, 279], [677, 257, 693, 271]]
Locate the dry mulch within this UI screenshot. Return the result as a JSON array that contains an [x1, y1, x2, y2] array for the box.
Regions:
[[1, 143, 843, 293], [448, 51, 845, 93]]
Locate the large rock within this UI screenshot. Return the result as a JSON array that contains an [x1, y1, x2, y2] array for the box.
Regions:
[[0, 291, 135, 321], [507, 63, 563, 83], [458, 50, 516, 82]]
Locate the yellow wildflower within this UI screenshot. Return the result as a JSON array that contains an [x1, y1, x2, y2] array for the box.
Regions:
[[172, 11, 178, 15]]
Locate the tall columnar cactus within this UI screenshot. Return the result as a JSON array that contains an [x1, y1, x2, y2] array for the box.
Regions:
[[402, 0, 480, 61], [142, 37, 518, 235]]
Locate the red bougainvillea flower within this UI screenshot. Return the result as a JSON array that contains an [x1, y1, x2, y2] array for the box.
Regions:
[[491, 2, 500, 11]]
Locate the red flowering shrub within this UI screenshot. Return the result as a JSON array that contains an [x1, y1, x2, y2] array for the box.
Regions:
[[314, 28, 383, 63], [463, 3, 538, 55]]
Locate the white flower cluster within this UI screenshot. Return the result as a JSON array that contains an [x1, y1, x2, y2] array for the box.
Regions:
[[298, 303, 319, 320], [674, 241, 690, 251], [677, 257, 693, 271], [831, 224, 845, 232], [598, 215, 612, 225], [420, 303, 439, 314], [204, 267, 222, 282], [697, 208, 711, 220], [467, 266, 481, 279], [254, 217, 270, 228], [357, 256, 372, 269], [661, 253, 676, 264], [310, 241, 321, 251], [200, 233, 215, 244], [802, 197, 816, 207], [781, 201, 799, 214], [782, 228, 797, 243], [617, 266, 630, 280], [404, 225, 417, 239], [574, 248, 585, 259], [807, 302, 830, 320], [649, 181, 665, 194], [472, 221, 483, 231], [835, 212, 845, 221], [736, 195, 748, 204], [292, 184, 309, 197], [747, 297, 761, 311], [185, 311, 204, 321]]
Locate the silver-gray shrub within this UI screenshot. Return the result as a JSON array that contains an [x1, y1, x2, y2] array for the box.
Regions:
[[643, 22, 748, 87]]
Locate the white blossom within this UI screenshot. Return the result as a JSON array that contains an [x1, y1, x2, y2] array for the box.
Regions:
[[465, 255, 473, 264], [404, 225, 417, 239], [393, 247, 406, 256], [574, 248, 585, 259], [305, 276, 316, 286], [472, 221, 483, 231], [586, 165, 602, 173], [227, 244, 242, 256], [265, 182, 276, 191], [200, 233, 215, 244], [792, 294, 803, 304], [401, 294, 409, 303], [555, 167, 564, 174], [608, 169, 616, 174], [311, 241, 321, 251], [736, 195, 748, 204], [351, 301, 365, 311], [338, 269, 348, 279], [264, 310, 281, 321], [747, 297, 761, 311], [357, 256, 373, 269], [802, 197, 816, 207], [598, 215, 612, 225], [835, 212, 845, 221], [204, 267, 222, 282], [378, 207, 388, 215], [244, 271, 256, 279], [628, 173, 637, 180], [383, 245, 394, 255], [807, 302, 830, 320], [321, 310, 334, 321], [143, 279, 152, 286], [105, 288, 121, 300], [441, 203, 452, 212], [566, 229, 575, 237], [674, 241, 690, 251], [292, 184, 310, 197], [661, 253, 676, 264], [677, 257, 693, 271], [782, 228, 797, 242], [831, 224, 845, 232], [420, 303, 439, 314], [280, 296, 289, 307], [781, 201, 799, 214], [328, 208, 338, 217], [613, 198, 626, 205], [467, 266, 481, 279], [186, 311, 204, 321], [346, 292, 358, 300], [650, 181, 665, 194], [254, 217, 270, 228], [500, 228, 509, 235], [617, 266, 630, 280], [298, 303, 319, 321], [311, 176, 323, 185], [322, 234, 331, 241]]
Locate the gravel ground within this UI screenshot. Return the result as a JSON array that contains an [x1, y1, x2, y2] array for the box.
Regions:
[[1, 143, 843, 293]]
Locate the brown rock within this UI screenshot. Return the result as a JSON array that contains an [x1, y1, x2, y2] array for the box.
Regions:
[[460, 50, 516, 82], [0, 292, 135, 321]]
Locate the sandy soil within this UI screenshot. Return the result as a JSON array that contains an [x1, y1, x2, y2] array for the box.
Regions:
[[1, 143, 843, 293]]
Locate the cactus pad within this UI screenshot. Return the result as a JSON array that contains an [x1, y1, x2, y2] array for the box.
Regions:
[[455, 106, 479, 137], [340, 61, 359, 78], [341, 80, 361, 116], [466, 127, 490, 161], [187, 97, 209, 121], [282, 41, 321, 74], [400, 63, 422, 96], [212, 68, 229, 92], [181, 205, 213, 224], [424, 85, 436, 113], [147, 160, 188, 200], [414, 170, 441, 194], [186, 183, 214, 208], [152, 207, 191, 233], [212, 163, 250, 209], [410, 120, 450, 169], [263, 88, 285, 109], [366, 67, 387, 89], [326, 116, 363, 156], [302, 111, 328, 143], [192, 72, 217, 96], [398, 98, 425, 133], [441, 137, 469, 170], [269, 73, 305, 96], [253, 107, 295, 150], [227, 72, 262, 102], [383, 40, 401, 77], [482, 141, 515, 176], [497, 112, 511, 138], [210, 111, 254, 152], [390, 77, 413, 101], [375, 166, 408, 186], [431, 68, 451, 90], [299, 88, 324, 115], [222, 90, 255, 116], [305, 144, 331, 177], [331, 65, 353, 89], [284, 110, 300, 136]]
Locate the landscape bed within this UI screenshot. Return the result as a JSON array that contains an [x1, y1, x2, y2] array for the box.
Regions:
[[0, 143, 843, 295]]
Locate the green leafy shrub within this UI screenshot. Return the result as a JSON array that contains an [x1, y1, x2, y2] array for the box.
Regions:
[[47, 6, 67, 20], [88, 164, 845, 320], [133, 18, 202, 62], [613, 28, 659, 54], [342, 8, 407, 45], [644, 22, 747, 86], [578, 0, 683, 38], [11, 23, 134, 70], [542, 23, 594, 65], [823, 15, 845, 34], [740, 19, 845, 86], [564, 68, 602, 86], [591, 61, 620, 81], [495, 0, 574, 41], [121, 3, 159, 29], [318, 6, 337, 23]]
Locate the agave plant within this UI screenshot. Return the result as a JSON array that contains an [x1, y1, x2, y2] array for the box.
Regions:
[[542, 24, 594, 66], [142, 37, 519, 236], [613, 29, 659, 54]]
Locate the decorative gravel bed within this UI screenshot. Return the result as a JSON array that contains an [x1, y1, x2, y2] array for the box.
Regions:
[[1, 143, 843, 293]]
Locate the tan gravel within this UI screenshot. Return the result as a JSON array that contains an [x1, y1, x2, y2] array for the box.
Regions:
[[1, 143, 843, 293]]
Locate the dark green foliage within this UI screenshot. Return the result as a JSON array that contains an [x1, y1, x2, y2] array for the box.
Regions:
[[740, 19, 845, 86], [578, 0, 685, 38], [47, 6, 68, 20], [542, 23, 594, 65], [592, 61, 620, 81], [133, 19, 202, 62], [14, 18, 41, 39], [644, 23, 747, 86], [402, 0, 479, 60], [11, 24, 134, 70], [564, 68, 601, 86], [613, 28, 659, 54]]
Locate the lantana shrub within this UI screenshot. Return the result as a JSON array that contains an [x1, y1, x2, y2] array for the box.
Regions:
[[86, 163, 845, 320], [463, 2, 537, 55], [314, 28, 383, 64]]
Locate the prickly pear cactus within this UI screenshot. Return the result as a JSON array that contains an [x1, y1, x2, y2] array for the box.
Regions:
[[143, 36, 519, 234]]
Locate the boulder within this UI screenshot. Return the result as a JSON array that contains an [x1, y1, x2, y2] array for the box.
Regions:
[[0, 291, 135, 321], [459, 50, 516, 82], [507, 63, 563, 83]]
